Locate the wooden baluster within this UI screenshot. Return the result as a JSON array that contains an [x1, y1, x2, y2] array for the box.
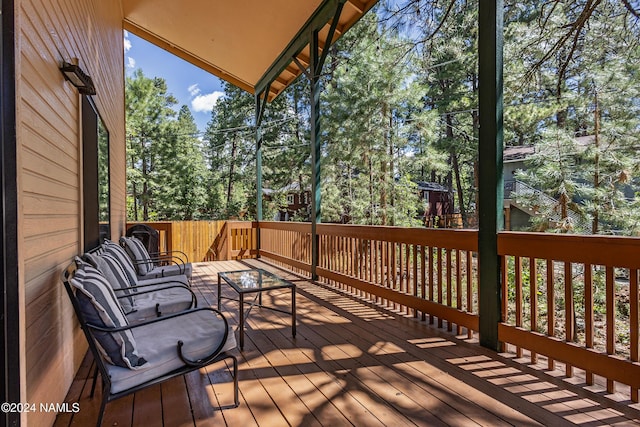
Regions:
[[446, 248, 453, 331], [467, 250, 473, 338], [456, 249, 462, 335], [429, 246, 435, 325], [631, 268, 639, 402], [515, 256, 523, 358], [374, 241, 379, 302], [529, 257, 538, 364], [413, 244, 419, 318], [421, 245, 427, 321], [606, 266, 615, 393], [584, 264, 593, 385], [392, 242, 398, 310], [565, 262, 574, 377], [547, 259, 555, 370], [500, 255, 507, 353], [405, 243, 411, 313], [437, 247, 443, 328]]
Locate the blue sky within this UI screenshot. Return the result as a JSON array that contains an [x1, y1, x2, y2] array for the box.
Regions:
[[124, 31, 225, 133]]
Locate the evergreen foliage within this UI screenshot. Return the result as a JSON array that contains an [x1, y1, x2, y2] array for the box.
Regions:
[[124, 1, 640, 235]]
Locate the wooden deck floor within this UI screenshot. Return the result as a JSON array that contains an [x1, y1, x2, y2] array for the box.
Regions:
[[55, 259, 640, 426]]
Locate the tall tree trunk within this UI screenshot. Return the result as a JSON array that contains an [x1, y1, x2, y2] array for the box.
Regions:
[[380, 103, 389, 225], [452, 152, 466, 224], [368, 156, 374, 225], [227, 137, 237, 215], [592, 87, 600, 234], [142, 139, 149, 221], [445, 113, 466, 223], [130, 149, 139, 221], [471, 72, 480, 228]]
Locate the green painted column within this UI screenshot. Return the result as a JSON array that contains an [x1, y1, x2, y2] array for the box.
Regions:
[[255, 92, 266, 259], [310, 29, 321, 281], [478, 0, 504, 351], [255, 93, 263, 223]]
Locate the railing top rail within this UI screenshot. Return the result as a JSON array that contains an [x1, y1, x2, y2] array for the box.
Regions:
[[499, 231, 640, 268], [258, 221, 311, 233], [258, 221, 477, 250], [228, 221, 258, 229]]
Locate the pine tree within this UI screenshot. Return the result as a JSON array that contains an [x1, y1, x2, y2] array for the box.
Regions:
[[125, 69, 177, 220], [154, 106, 209, 219], [323, 11, 424, 226]]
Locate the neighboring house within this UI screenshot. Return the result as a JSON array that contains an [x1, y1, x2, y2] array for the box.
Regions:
[[502, 139, 633, 231], [416, 181, 461, 228], [503, 145, 537, 230], [263, 182, 311, 221]]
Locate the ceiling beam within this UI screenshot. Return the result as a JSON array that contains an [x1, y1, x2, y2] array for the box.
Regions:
[[255, 0, 346, 97]]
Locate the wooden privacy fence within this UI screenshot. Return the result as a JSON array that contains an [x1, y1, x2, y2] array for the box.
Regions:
[[126, 221, 257, 262]]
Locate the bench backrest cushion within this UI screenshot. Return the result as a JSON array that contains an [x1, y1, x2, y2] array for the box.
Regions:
[[84, 252, 137, 314], [70, 260, 147, 369], [102, 240, 139, 285], [120, 237, 154, 276]]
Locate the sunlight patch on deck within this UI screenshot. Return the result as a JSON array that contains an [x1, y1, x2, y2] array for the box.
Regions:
[[368, 341, 405, 355], [407, 337, 456, 349]]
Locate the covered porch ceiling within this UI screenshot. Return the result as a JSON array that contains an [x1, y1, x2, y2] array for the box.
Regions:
[[122, 0, 379, 101]]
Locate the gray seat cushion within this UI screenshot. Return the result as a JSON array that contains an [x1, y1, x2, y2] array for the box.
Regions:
[[137, 274, 189, 288], [106, 309, 236, 394], [141, 263, 193, 280], [84, 252, 194, 320], [126, 285, 195, 322], [70, 260, 147, 370]]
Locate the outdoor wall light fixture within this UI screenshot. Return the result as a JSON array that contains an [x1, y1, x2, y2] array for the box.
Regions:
[[60, 58, 96, 95]]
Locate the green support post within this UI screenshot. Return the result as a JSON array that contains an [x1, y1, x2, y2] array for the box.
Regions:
[[256, 94, 263, 223], [256, 0, 345, 281], [256, 89, 268, 257], [478, 0, 504, 351], [310, 28, 321, 281]]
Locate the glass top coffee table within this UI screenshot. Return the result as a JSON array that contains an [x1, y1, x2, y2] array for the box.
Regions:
[[217, 268, 296, 350]]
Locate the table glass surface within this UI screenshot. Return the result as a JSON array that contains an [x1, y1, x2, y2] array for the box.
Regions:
[[218, 269, 293, 293]]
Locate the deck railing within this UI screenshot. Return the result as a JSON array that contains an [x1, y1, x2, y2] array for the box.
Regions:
[[126, 220, 640, 400], [498, 231, 640, 400]]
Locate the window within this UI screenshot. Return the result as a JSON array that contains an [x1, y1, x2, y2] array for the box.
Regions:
[[287, 194, 295, 205], [82, 97, 110, 251]]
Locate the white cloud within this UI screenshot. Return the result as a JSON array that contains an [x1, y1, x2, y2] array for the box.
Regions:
[[126, 56, 136, 68], [191, 91, 224, 113], [123, 31, 132, 53], [188, 84, 201, 96]]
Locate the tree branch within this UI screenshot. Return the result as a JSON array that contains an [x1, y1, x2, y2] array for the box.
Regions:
[[622, 0, 640, 18]]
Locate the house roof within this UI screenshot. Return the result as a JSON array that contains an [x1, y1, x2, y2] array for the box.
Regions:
[[416, 181, 451, 193], [122, 0, 378, 101], [503, 145, 535, 162]]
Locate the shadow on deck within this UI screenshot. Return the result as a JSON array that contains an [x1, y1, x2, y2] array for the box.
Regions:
[[55, 259, 640, 426]]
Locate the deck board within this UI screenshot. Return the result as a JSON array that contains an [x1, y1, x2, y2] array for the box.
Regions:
[[55, 260, 640, 426]]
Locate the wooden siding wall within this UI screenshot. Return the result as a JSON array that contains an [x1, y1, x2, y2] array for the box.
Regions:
[[16, 1, 125, 425]]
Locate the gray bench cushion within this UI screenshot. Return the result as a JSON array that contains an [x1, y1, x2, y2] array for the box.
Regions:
[[121, 236, 155, 275], [118, 237, 193, 280], [137, 274, 189, 288], [141, 263, 193, 280], [106, 309, 236, 393], [126, 285, 194, 322], [70, 260, 147, 370]]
